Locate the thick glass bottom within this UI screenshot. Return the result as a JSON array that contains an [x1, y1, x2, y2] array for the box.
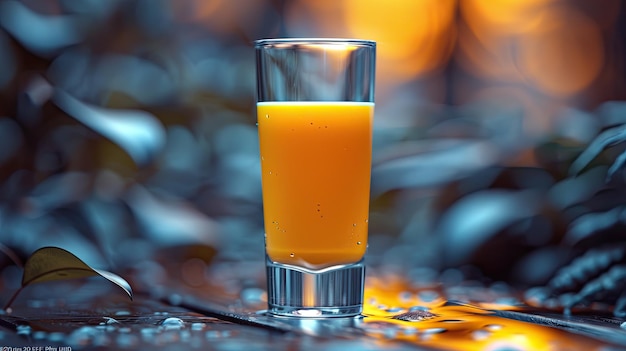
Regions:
[[265, 257, 365, 318]]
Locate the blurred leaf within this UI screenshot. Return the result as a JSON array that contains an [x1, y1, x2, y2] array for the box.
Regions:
[[569, 124, 626, 176], [53, 90, 166, 166], [0, 0, 88, 56], [125, 185, 219, 247], [371, 139, 498, 195], [597, 101, 626, 128], [3, 246, 132, 310], [0, 243, 23, 268], [565, 206, 626, 246], [437, 189, 541, 266], [547, 166, 607, 210]]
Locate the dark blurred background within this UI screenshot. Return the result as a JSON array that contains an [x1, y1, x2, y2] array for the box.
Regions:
[[1, 0, 626, 295]]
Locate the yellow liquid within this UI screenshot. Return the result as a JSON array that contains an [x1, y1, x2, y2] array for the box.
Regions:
[[258, 102, 373, 269]]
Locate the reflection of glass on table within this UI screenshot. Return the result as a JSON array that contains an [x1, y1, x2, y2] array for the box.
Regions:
[[255, 38, 376, 317]]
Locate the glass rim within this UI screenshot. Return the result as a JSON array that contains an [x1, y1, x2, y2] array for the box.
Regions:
[[254, 38, 376, 48]]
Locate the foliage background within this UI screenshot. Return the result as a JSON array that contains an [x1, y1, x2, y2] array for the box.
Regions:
[[1, 0, 626, 298]]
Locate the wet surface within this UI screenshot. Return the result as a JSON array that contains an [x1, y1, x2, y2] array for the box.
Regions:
[[1, 263, 626, 350]]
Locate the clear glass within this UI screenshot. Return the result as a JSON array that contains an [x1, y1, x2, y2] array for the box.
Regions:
[[255, 38, 376, 317]]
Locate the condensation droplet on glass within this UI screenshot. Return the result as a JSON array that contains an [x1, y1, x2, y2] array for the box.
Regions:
[[265, 114, 269, 119], [269, 171, 272, 175], [357, 241, 362, 245], [290, 253, 295, 258], [365, 219, 369, 223], [353, 223, 357, 227]]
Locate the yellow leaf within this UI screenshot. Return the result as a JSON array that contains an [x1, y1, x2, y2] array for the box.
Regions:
[[4, 247, 133, 309]]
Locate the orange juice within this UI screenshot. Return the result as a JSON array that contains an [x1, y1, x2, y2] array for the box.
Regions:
[[258, 102, 373, 270]]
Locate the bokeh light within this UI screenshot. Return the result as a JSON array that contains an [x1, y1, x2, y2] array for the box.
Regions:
[[284, 0, 457, 95]]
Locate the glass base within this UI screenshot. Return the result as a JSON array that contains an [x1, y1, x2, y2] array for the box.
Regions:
[[265, 257, 365, 317]]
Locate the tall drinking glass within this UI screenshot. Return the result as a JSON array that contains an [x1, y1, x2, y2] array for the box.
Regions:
[[255, 38, 376, 317]]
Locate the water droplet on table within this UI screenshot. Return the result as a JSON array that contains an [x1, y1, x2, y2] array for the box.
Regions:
[[472, 329, 491, 341], [32, 330, 47, 340], [241, 287, 265, 305], [116, 333, 139, 348], [48, 332, 65, 342], [160, 317, 185, 330], [191, 323, 206, 331], [104, 317, 120, 325], [16, 325, 31, 336]]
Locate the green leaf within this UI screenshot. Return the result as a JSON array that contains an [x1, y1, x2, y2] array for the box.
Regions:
[[4, 247, 132, 310]]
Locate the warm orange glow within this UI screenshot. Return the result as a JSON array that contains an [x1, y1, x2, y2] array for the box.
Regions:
[[456, 26, 525, 82], [517, 6, 604, 97], [285, 0, 457, 91], [363, 275, 615, 350], [459, 0, 606, 98], [344, 0, 456, 85], [462, 0, 550, 36], [170, 0, 266, 34]]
